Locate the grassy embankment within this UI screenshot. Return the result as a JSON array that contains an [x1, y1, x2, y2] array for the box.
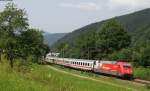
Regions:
[[0, 59, 149, 91], [50, 64, 150, 91]]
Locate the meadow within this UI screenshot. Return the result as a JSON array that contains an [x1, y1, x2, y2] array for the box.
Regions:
[[0, 61, 149, 91]]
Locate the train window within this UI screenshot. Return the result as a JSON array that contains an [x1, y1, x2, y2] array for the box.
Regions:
[[123, 65, 131, 69], [90, 63, 92, 66], [83, 63, 85, 66], [85, 63, 87, 66], [88, 63, 89, 66]]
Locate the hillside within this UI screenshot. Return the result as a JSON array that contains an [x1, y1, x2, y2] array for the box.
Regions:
[[44, 33, 66, 46], [55, 8, 150, 45]]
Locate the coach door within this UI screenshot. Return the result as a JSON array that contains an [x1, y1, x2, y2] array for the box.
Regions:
[[93, 61, 99, 72]]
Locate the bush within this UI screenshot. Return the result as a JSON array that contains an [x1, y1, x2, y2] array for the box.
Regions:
[[108, 48, 132, 61], [15, 56, 33, 73], [134, 67, 150, 80], [147, 84, 150, 89]]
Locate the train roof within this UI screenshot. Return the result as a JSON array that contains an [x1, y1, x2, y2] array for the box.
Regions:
[[46, 56, 131, 65], [59, 58, 96, 62]]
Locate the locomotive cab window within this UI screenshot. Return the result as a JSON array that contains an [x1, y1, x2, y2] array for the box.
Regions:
[[123, 65, 131, 69]]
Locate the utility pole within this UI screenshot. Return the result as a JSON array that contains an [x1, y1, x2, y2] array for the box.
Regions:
[[88, 47, 90, 60]]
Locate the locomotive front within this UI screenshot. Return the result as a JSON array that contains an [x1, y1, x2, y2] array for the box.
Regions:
[[117, 62, 133, 79]]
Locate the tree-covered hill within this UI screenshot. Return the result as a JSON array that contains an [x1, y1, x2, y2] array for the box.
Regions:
[[44, 32, 66, 46], [53, 8, 150, 68], [55, 8, 150, 46]]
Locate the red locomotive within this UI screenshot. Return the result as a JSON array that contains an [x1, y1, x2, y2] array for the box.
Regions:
[[94, 61, 133, 78], [45, 53, 133, 79]]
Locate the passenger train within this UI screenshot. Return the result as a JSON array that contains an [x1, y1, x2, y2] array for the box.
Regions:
[[45, 53, 133, 79]]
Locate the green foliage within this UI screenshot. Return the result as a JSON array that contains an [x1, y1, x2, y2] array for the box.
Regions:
[[18, 29, 49, 63], [55, 8, 150, 47], [0, 3, 49, 68], [57, 19, 131, 60], [74, 31, 96, 59], [44, 33, 66, 46], [132, 44, 150, 67], [54, 9, 150, 68], [134, 67, 150, 80], [0, 3, 29, 67], [147, 84, 150, 89], [109, 48, 133, 61], [95, 19, 131, 59]]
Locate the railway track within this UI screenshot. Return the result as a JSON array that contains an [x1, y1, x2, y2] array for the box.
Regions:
[[133, 79, 150, 85]]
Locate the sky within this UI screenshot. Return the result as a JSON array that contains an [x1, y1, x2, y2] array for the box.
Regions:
[[0, 0, 150, 33]]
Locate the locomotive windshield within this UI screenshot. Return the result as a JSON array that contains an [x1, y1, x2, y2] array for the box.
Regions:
[[123, 65, 131, 69]]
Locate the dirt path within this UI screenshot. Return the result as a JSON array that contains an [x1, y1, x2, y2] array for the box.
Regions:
[[47, 65, 138, 91]]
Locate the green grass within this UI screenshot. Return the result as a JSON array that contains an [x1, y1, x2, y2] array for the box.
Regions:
[[134, 67, 150, 80], [0, 61, 149, 91], [51, 65, 150, 91]]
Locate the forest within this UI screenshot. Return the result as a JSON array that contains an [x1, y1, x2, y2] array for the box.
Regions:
[[55, 19, 150, 67]]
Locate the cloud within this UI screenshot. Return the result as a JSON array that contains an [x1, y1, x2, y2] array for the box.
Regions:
[[59, 0, 150, 12], [59, 2, 101, 11], [108, 0, 150, 10]]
